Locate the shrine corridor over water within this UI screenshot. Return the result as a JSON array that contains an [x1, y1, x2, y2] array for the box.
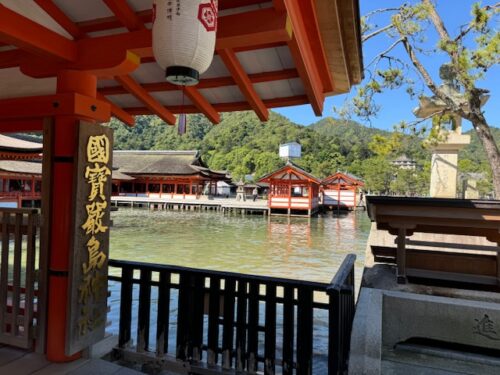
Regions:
[[108, 208, 371, 282]]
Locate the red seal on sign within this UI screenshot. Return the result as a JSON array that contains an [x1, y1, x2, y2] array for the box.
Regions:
[[198, 0, 217, 32]]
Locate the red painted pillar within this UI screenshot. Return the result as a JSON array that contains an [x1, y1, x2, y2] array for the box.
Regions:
[[46, 70, 98, 362]]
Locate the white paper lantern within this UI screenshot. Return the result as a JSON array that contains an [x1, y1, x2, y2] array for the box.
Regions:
[[152, 0, 218, 86]]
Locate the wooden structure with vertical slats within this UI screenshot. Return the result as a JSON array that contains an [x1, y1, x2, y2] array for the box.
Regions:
[[0, 208, 46, 350], [108, 254, 356, 375]]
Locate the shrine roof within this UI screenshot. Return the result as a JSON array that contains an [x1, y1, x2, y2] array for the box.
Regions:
[[0, 0, 363, 127], [322, 171, 364, 186], [0, 160, 42, 175], [0, 134, 43, 153], [258, 161, 320, 184], [113, 150, 229, 179]]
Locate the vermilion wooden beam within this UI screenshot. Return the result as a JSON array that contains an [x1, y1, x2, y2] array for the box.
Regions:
[[183, 87, 220, 124], [77, 1, 272, 33], [75, 8, 291, 52], [272, 0, 286, 12], [0, 4, 76, 61], [284, 0, 333, 116], [218, 49, 269, 121], [33, 0, 86, 39], [124, 95, 308, 115], [96, 93, 135, 126], [99, 68, 299, 95], [0, 49, 28, 69], [0, 119, 44, 133], [11, 7, 291, 76], [103, 0, 146, 31], [216, 8, 292, 50], [0, 93, 110, 122], [294, 0, 333, 92], [115, 75, 176, 125]]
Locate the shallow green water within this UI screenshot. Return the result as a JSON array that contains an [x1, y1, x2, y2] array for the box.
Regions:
[[107, 209, 371, 373], [109, 208, 372, 283]]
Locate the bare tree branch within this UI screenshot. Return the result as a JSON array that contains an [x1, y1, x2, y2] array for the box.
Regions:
[[363, 7, 402, 20], [362, 24, 395, 42], [365, 38, 404, 69]]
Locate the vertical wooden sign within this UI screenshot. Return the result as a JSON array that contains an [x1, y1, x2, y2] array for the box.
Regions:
[[66, 122, 113, 356]]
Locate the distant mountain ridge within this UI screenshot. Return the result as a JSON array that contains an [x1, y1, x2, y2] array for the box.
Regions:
[[108, 110, 498, 181]]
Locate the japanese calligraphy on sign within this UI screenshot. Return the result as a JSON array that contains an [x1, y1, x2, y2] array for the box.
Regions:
[[66, 123, 113, 356]]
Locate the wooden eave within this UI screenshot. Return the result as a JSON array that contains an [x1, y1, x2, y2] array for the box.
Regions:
[[0, 0, 363, 129]]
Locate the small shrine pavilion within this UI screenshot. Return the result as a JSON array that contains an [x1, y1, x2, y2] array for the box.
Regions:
[[259, 162, 321, 216], [321, 171, 364, 209], [113, 150, 230, 198]]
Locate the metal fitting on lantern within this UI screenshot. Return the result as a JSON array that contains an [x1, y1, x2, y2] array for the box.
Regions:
[[166, 66, 200, 86]]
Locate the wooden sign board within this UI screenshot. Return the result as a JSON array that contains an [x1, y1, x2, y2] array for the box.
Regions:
[[66, 122, 113, 356]]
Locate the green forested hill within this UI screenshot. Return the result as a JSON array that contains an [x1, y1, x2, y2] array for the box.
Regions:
[[108, 111, 498, 194], [110, 111, 382, 179]]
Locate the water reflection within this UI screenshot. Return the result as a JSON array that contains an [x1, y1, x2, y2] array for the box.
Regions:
[[108, 209, 371, 374], [109, 209, 371, 283]]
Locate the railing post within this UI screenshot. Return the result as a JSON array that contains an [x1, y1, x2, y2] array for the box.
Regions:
[[264, 283, 277, 375], [296, 286, 313, 375], [137, 269, 152, 352], [156, 270, 171, 356], [118, 266, 133, 348], [327, 254, 356, 375]]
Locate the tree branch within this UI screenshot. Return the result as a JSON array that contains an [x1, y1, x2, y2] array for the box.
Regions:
[[363, 7, 402, 19], [454, 2, 500, 42], [362, 24, 395, 42], [365, 38, 404, 69]]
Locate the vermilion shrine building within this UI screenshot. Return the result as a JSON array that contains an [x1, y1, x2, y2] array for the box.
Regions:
[[0, 0, 364, 372], [259, 162, 321, 216], [112, 150, 230, 198], [321, 171, 364, 209]]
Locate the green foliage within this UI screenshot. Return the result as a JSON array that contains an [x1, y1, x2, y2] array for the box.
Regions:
[[108, 111, 498, 197]]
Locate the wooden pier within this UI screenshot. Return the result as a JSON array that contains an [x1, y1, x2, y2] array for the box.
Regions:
[[111, 196, 270, 216]]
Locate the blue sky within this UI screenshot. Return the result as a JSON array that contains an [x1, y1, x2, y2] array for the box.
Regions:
[[274, 0, 499, 131]]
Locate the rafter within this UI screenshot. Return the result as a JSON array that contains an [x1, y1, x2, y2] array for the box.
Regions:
[[103, 0, 145, 31], [283, 0, 326, 115], [98, 68, 299, 96], [183, 87, 220, 124], [218, 49, 269, 121], [75, 8, 291, 51], [216, 8, 291, 50], [115, 75, 176, 125], [96, 93, 135, 126], [0, 4, 76, 61], [33, 0, 86, 39], [124, 95, 308, 115]]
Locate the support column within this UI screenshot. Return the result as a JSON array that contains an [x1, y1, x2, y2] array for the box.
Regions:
[[45, 70, 98, 362]]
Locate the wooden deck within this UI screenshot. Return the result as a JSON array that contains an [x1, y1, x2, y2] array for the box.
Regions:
[[111, 196, 270, 215], [0, 345, 142, 375]]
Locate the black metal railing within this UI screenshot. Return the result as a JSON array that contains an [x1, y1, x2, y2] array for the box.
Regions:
[[108, 253, 356, 375]]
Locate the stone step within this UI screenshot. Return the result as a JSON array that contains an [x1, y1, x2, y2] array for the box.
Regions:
[[382, 343, 500, 375]]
